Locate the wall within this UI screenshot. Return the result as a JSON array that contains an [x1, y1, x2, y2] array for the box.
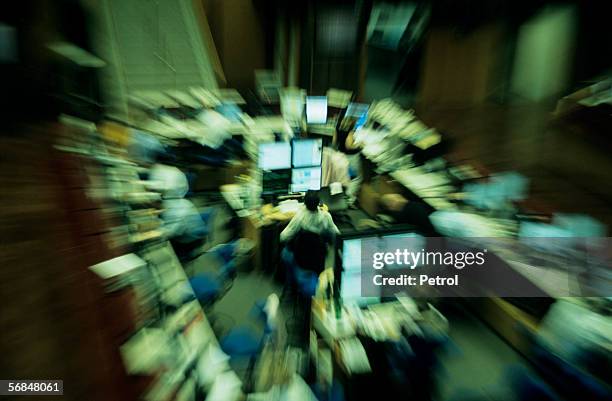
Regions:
[[307, 2, 366, 95], [284, 22, 300, 87], [417, 23, 503, 106], [511, 5, 577, 102], [202, 0, 267, 90], [92, 0, 219, 118]]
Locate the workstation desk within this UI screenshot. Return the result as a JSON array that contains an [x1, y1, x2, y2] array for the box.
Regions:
[[220, 109, 571, 294], [346, 105, 588, 359], [358, 127, 576, 284], [220, 183, 296, 273], [310, 293, 449, 401]]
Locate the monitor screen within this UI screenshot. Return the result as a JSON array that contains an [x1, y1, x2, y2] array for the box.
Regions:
[[291, 166, 322, 193], [340, 271, 379, 306], [262, 169, 291, 196], [345, 102, 369, 118], [258, 142, 291, 170], [306, 96, 328, 124], [292, 139, 323, 167], [341, 237, 363, 273], [340, 238, 380, 306], [347, 102, 369, 129], [339, 232, 424, 306]]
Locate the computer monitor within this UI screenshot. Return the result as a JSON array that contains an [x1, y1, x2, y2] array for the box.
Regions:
[[345, 102, 369, 118], [290, 166, 322, 193], [345, 102, 369, 130], [340, 236, 380, 306], [262, 169, 291, 196], [292, 138, 323, 168], [306, 96, 328, 124], [335, 228, 424, 306], [258, 142, 291, 170]]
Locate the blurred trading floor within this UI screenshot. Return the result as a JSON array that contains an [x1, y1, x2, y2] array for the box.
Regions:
[[187, 197, 533, 400], [416, 103, 612, 227]]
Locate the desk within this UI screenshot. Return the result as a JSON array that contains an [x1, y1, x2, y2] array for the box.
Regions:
[[311, 297, 448, 401], [220, 184, 297, 272], [389, 168, 456, 210], [311, 297, 447, 373], [358, 171, 456, 218], [220, 183, 343, 273], [352, 102, 567, 363], [220, 184, 299, 223], [356, 125, 457, 215]]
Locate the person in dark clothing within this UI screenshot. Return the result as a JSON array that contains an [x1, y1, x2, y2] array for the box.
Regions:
[[380, 193, 438, 236], [280, 190, 340, 243], [290, 230, 328, 275], [333, 117, 363, 205], [335, 117, 361, 155]]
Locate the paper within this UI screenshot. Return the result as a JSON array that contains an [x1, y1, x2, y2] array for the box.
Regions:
[[430, 211, 500, 237], [339, 338, 371, 374], [89, 253, 146, 279], [390, 169, 449, 191], [329, 182, 343, 195], [206, 371, 243, 401], [197, 344, 231, 388], [278, 200, 300, 214], [165, 89, 200, 109], [120, 328, 169, 374]]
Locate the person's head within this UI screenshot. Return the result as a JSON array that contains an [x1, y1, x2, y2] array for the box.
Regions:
[[304, 190, 320, 212]]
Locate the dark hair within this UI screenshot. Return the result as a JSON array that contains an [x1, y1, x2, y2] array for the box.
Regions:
[[304, 190, 320, 212]]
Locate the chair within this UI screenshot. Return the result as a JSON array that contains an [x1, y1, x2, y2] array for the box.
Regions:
[[280, 246, 319, 303], [188, 240, 241, 307], [198, 208, 215, 239], [188, 273, 224, 307], [312, 380, 346, 401], [219, 295, 279, 392], [281, 229, 327, 302], [171, 207, 216, 263]]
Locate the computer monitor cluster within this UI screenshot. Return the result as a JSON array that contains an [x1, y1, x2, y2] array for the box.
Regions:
[[279, 96, 371, 129], [282, 96, 369, 125], [258, 139, 323, 195], [336, 229, 424, 306]]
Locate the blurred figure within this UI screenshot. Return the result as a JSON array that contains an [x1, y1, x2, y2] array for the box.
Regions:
[[129, 132, 212, 260], [280, 190, 340, 243], [531, 299, 611, 401], [380, 193, 438, 235], [334, 117, 363, 206], [154, 168, 212, 260]]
